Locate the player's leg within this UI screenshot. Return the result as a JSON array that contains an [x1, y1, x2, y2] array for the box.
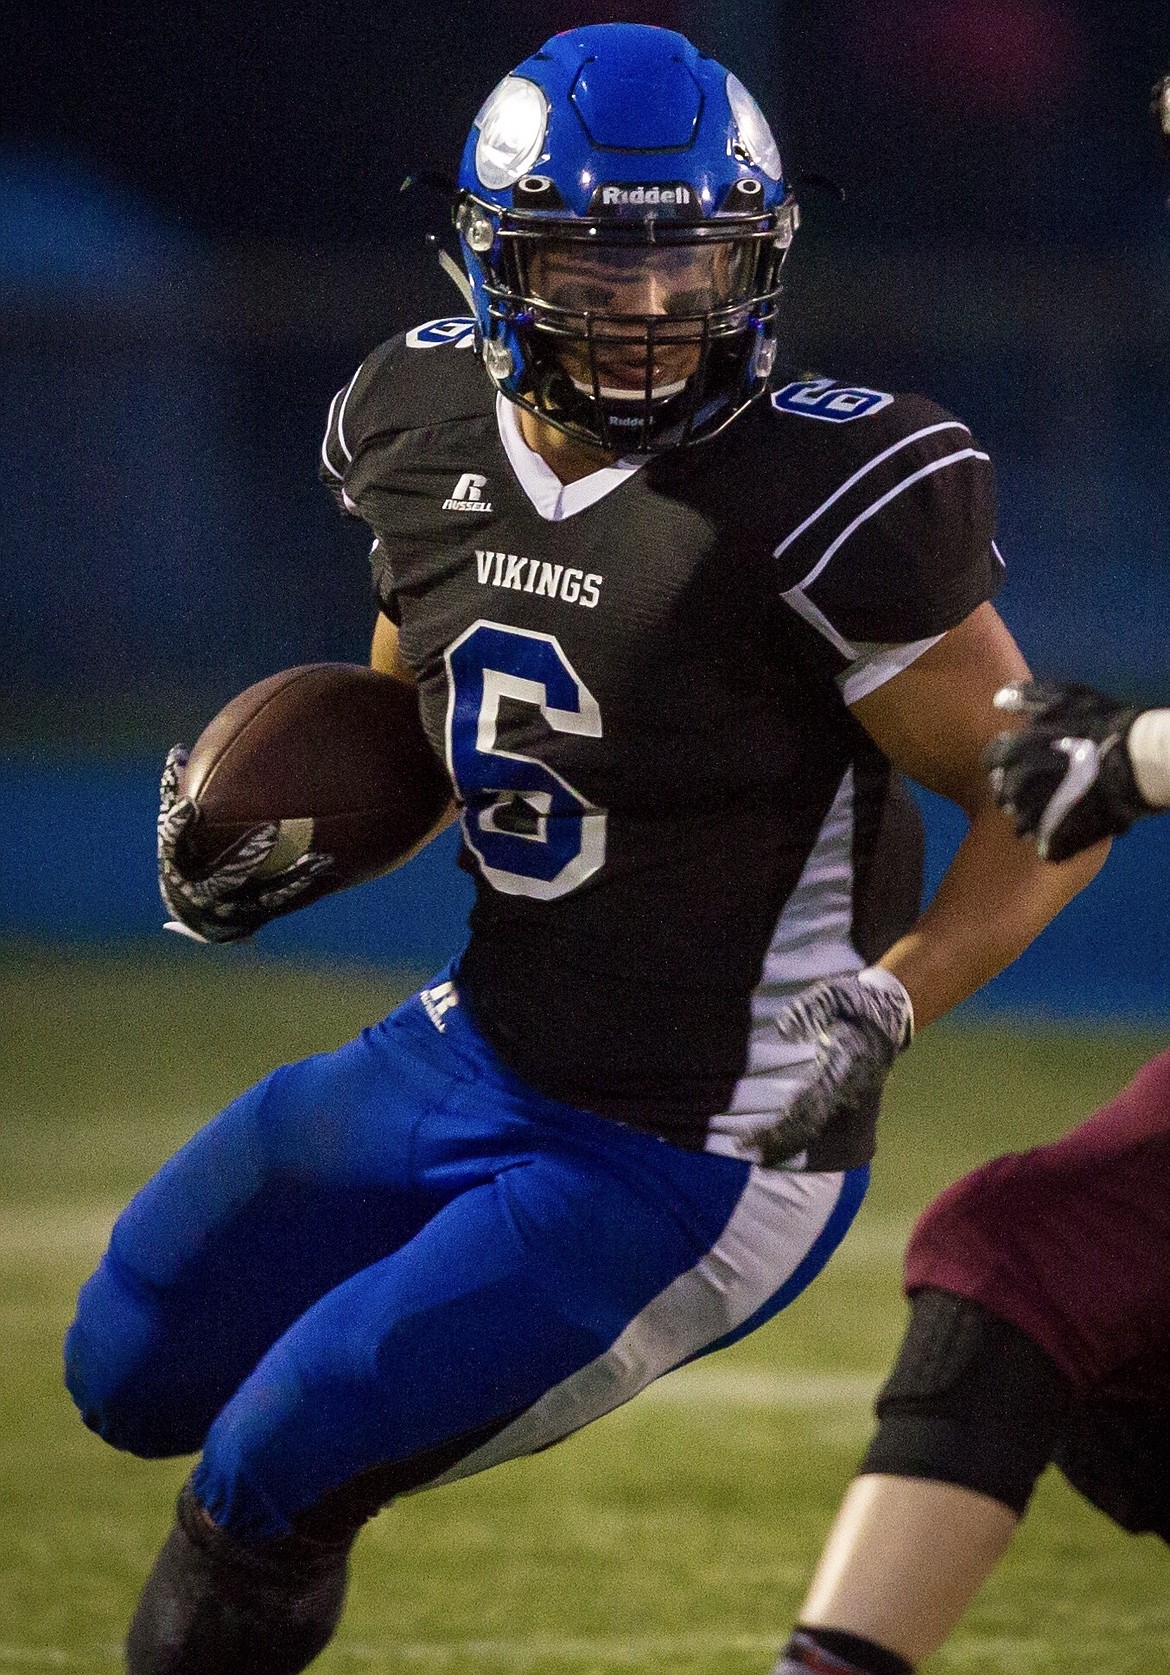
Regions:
[[784, 1479, 1017, 1675], [126, 1154, 619, 1675], [778, 1288, 1070, 1672], [187, 1127, 868, 1542], [898, 1044, 1170, 1390], [126, 990, 870, 1673], [1055, 1391, 1170, 1543], [775, 1047, 1170, 1673], [125, 1481, 352, 1675], [65, 996, 487, 1674], [64, 1006, 452, 1458]]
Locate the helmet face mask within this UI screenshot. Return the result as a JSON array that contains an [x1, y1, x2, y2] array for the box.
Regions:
[[455, 25, 797, 454]]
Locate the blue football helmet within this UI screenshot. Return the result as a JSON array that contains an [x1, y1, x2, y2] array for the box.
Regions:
[[455, 24, 798, 453]]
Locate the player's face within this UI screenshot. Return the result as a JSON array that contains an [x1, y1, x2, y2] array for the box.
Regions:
[[524, 240, 754, 399]]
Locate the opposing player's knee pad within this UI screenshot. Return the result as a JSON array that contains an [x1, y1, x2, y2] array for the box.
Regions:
[[860, 1287, 1072, 1516], [126, 1481, 351, 1675]]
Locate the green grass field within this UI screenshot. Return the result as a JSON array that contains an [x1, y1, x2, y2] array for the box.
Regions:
[[3, 949, 1168, 1673]]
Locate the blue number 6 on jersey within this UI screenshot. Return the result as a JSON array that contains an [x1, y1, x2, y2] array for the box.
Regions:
[[444, 621, 606, 899]]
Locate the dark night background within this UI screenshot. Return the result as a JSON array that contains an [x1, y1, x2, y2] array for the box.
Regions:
[[2, 0, 1168, 1000]]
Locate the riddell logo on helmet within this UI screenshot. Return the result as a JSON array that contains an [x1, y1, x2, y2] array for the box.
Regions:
[[592, 183, 695, 215], [601, 184, 691, 206]]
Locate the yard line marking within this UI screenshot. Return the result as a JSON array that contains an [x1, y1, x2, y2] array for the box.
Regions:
[[0, 1650, 120, 1668], [634, 1367, 880, 1409], [832, 1220, 912, 1265], [0, 1207, 912, 1274], [933, 1639, 1052, 1671], [331, 1630, 790, 1665], [0, 1206, 119, 1261], [0, 1638, 790, 1670], [937, 1635, 1170, 1667], [5, 1633, 1165, 1671]]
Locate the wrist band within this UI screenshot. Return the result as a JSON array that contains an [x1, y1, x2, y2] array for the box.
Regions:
[[857, 965, 916, 1043], [1128, 709, 1170, 809]]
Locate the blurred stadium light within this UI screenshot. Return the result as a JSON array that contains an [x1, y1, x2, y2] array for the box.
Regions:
[[859, 0, 1085, 112]]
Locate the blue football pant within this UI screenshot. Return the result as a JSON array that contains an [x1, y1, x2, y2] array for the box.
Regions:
[[66, 981, 868, 1545]]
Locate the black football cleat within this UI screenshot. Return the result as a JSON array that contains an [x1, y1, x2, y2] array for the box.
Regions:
[[126, 1482, 350, 1675]]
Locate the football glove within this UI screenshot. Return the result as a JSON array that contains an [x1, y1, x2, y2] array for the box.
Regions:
[[745, 968, 914, 1168], [984, 682, 1153, 863], [157, 745, 334, 944]]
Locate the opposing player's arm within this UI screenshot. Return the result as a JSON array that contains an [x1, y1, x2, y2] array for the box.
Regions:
[[849, 601, 1108, 1028], [985, 682, 1168, 860], [370, 612, 461, 839]]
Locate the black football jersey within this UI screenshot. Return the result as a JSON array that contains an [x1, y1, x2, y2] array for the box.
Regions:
[[321, 320, 1003, 1168]]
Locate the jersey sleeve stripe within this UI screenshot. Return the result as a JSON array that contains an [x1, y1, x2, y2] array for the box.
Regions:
[[837, 635, 944, 705], [772, 421, 970, 562], [335, 362, 365, 463], [790, 447, 991, 595], [780, 584, 858, 659], [320, 388, 345, 480]]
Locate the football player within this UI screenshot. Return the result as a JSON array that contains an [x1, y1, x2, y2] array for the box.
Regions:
[[773, 681, 1170, 1675], [65, 26, 1106, 1674]]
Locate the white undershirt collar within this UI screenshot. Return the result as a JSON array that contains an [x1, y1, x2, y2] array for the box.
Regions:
[[496, 393, 648, 522]]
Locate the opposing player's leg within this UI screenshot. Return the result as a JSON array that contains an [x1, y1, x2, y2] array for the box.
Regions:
[[901, 1045, 1170, 1390], [109, 983, 869, 1673], [779, 1289, 1070, 1671], [775, 1047, 1170, 1673], [784, 1479, 1017, 1674]]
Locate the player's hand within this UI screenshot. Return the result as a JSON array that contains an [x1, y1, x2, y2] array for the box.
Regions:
[[745, 969, 914, 1168], [984, 682, 1152, 863], [157, 745, 334, 944]]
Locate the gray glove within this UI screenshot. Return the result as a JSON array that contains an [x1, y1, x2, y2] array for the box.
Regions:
[[984, 682, 1152, 863], [157, 746, 333, 944], [746, 968, 914, 1168]]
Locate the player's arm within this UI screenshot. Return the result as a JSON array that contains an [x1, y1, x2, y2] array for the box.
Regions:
[[370, 610, 417, 683], [850, 602, 1108, 1029], [370, 611, 461, 839], [746, 605, 1107, 1166]]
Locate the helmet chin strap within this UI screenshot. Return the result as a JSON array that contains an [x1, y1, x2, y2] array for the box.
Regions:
[[569, 374, 690, 400], [438, 247, 476, 309]]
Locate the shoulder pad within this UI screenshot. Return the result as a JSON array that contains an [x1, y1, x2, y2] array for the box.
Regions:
[[765, 380, 1001, 647], [320, 321, 490, 490]]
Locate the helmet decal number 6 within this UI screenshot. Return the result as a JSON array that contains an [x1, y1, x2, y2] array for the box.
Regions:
[[444, 621, 606, 899]]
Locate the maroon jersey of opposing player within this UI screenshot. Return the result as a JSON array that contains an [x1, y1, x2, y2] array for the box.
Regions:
[[321, 318, 1003, 1167]]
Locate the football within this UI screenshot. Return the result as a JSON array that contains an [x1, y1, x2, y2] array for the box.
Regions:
[[177, 663, 452, 898]]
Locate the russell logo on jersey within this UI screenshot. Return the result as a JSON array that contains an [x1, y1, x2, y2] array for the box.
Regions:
[[444, 473, 494, 513]]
